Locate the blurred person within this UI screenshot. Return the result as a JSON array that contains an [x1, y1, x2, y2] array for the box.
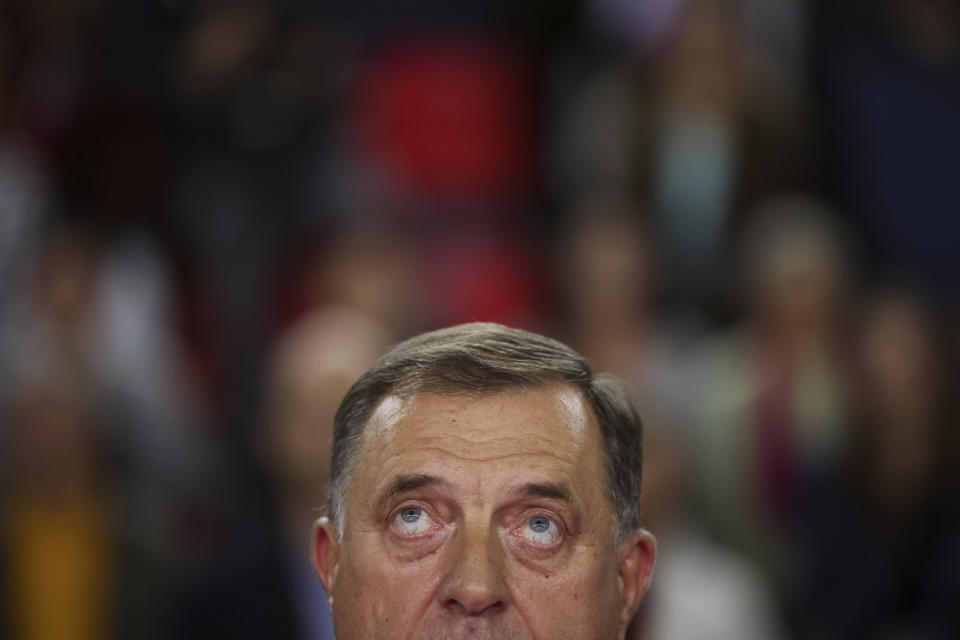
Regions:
[[0, 222, 213, 637], [797, 287, 960, 639], [560, 197, 658, 377], [549, 0, 741, 295], [174, 306, 391, 639], [0, 359, 167, 640], [309, 226, 424, 338], [0, 226, 104, 477], [694, 196, 851, 610], [652, 0, 816, 299], [628, 425, 787, 640], [1, 363, 109, 640], [89, 231, 218, 570], [90, 231, 210, 474], [311, 323, 656, 639], [558, 195, 697, 431], [570, 0, 815, 307], [652, 0, 741, 302], [1, 222, 214, 541], [0, 224, 101, 376]]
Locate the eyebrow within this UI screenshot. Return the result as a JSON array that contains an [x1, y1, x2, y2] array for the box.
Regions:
[[375, 475, 575, 512], [380, 474, 451, 505], [508, 482, 574, 504]]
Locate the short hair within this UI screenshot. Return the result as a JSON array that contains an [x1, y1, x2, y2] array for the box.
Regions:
[[325, 322, 645, 544]]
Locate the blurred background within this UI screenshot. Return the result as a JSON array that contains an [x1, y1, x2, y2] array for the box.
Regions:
[[0, 0, 958, 638]]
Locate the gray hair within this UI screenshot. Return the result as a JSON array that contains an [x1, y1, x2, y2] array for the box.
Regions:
[[325, 322, 645, 545]]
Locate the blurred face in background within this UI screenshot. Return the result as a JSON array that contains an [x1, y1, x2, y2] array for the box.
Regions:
[[859, 292, 939, 419], [263, 308, 391, 496], [564, 207, 652, 325], [743, 203, 846, 341], [266, 367, 353, 489], [856, 291, 942, 513], [33, 229, 99, 335], [9, 378, 98, 497], [312, 386, 655, 640]]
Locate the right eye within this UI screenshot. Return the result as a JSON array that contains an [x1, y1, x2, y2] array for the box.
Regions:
[[517, 515, 562, 546], [391, 506, 436, 536]]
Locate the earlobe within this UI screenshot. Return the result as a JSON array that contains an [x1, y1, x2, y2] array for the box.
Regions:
[[618, 529, 657, 629], [312, 517, 341, 598]]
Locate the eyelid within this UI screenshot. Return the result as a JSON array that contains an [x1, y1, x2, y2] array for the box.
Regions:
[[521, 506, 569, 532], [388, 502, 444, 537], [389, 501, 432, 520], [387, 497, 426, 518]]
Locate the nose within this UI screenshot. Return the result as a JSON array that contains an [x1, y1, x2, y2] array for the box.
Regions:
[[437, 521, 510, 616]]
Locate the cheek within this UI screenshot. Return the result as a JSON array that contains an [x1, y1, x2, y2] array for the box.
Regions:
[[508, 556, 622, 638], [333, 543, 446, 639]]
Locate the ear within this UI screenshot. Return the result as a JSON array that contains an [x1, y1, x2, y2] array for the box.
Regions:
[[312, 517, 341, 601], [617, 529, 657, 630]]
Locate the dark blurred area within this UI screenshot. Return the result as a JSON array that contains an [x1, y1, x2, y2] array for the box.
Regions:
[[0, 0, 958, 638]]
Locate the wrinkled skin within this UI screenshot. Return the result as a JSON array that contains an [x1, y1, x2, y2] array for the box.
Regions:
[[313, 386, 655, 640]]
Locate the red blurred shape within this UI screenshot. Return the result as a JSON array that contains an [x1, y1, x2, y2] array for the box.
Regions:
[[426, 232, 545, 329], [353, 39, 533, 204]]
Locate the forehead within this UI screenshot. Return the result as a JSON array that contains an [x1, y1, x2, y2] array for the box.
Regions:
[[354, 386, 606, 495]]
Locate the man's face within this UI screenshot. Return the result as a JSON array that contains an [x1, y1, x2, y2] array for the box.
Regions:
[[313, 386, 654, 640]]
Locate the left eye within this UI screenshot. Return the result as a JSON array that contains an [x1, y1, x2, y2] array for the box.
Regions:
[[391, 506, 435, 536], [518, 515, 561, 545]]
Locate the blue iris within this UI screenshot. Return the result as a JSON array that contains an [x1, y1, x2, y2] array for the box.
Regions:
[[401, 507, 422, 523], [529, 516, 551, 533]]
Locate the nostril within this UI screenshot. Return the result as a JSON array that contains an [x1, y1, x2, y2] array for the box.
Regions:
[[441, 574, 509, 616], [444, 597, 507, 615], [485, 601, 507, 614]]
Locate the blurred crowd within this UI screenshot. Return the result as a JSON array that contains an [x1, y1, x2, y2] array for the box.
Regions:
[[1, 0, 959, 639]]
